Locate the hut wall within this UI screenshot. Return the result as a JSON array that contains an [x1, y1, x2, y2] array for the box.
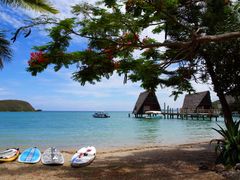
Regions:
[[140, 93, 161, 113], [181, 91, 212, 113], [133, 91, 161, 115], [197, 92, 212, 110]]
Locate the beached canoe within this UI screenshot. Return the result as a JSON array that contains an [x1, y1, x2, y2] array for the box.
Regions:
[[41, 147, 64, 165], [18, 147, 41, 164], [71, 146, 96, 167], [0, 148, 20, 162]]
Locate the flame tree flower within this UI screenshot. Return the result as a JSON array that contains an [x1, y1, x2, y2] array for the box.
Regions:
[[27, 51, 48, 75]]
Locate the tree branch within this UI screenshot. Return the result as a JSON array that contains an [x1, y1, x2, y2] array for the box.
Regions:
[[197, 32, 240, 43], [138, 31, 240, 49]]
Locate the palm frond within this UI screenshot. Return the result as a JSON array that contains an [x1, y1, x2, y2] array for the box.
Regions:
[[0, 0, 58, 14], [0, 31, 12, 69]]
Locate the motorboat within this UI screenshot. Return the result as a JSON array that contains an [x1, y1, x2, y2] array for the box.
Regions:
[[93, 112, 110, 118]]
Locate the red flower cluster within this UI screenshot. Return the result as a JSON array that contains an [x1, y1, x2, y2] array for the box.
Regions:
[[121, 32, 139, 46], [103, 48, 114, 60], [28, 51, 47, 67]]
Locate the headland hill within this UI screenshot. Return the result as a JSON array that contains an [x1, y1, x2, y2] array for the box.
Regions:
[[0, 100, 40, 112]]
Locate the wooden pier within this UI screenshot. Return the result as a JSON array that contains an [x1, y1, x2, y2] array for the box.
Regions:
[[162, 103, 220, 121]]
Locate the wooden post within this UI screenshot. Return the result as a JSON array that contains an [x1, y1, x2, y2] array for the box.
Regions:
[[177, 108, 179, 119], [169, 108, 171, 119], [170, 108, 172, 119], [167, 106, 169, 119], [186, 109, 188, 120], [164, 103, 166, 119]]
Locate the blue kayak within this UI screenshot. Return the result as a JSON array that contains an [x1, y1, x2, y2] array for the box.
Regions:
[[18, 147, 41, 164]]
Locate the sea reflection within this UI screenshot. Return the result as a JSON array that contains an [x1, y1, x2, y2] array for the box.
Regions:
[[134, 118, 161, 143]]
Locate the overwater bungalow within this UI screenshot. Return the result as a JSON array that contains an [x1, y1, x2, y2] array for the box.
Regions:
[[132, 91, 161, 118], [181, 91, 212, 114], [213, 95, 240, 114]]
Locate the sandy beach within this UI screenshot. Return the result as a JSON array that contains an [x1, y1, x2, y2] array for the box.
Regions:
[[1, 142, 235, 180]]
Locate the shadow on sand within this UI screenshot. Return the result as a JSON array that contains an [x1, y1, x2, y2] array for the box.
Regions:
[[0, 143, 226, 179]]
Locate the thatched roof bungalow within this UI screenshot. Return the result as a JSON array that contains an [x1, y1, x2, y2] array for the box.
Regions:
[[213, 95, 240, 113], [181, 91, 212, 113], [132, 91, 161, 117]]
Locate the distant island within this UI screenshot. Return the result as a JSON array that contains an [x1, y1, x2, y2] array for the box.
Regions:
[[0, 100, 36, 112]]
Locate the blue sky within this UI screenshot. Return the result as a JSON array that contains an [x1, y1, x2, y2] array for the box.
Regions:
[[0, 1, 218, 111]]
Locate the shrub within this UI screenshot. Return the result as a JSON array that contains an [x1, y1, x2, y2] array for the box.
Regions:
[[212, 120, 240, 166]]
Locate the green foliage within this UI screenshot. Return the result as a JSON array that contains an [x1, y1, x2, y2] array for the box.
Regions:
[[15, 0, 240, 103], [212, 121, 240, 166], [200, 40, 240, 97], [0, 31, 12, 69]]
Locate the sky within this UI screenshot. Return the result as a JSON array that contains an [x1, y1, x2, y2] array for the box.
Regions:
[[0, 0, 218, 111]]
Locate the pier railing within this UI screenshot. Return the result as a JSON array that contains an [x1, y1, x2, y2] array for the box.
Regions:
[[179, 108, 220, 115], [161, 104, 221, 120]]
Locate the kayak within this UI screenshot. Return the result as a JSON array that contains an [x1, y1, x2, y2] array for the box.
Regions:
[[0, 148, 20, 162], [71, 146, 96, 167]]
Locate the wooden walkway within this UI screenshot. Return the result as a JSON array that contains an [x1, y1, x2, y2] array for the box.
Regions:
[[162, 103, 220, 121]]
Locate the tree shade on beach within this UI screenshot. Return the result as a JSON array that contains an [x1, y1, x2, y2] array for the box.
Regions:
[[14, 1, 240, 126]]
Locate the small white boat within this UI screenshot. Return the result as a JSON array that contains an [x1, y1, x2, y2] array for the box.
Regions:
[[93, 112, 110, 118], [144, 110, 163, 119], [71, 146, 96, 167]]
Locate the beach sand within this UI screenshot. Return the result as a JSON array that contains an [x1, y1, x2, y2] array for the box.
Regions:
[[0, 142, 230, 180]]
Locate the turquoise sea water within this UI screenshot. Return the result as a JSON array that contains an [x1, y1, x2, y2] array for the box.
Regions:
[[0, 111, 225, 150]]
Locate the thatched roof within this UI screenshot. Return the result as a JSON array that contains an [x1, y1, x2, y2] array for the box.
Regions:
[[133, 91, 161, 114], [182, 91, 212, 110], [226, 95, 236, 104]]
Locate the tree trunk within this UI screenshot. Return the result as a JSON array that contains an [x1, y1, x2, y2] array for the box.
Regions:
[[204, 58, 234, 127]]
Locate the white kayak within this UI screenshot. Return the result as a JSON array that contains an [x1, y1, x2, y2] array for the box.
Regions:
[[0, 148, 20, 162], [41, 147, 64, 165], [71, 146, 96, 167]]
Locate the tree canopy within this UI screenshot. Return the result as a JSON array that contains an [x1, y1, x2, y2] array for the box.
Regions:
[[14, 0, 240, 125]]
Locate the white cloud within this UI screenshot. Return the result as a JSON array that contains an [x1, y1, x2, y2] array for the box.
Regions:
[[16, 0, 98, 20], [154, 78, 219, 110], [141, 26, 165, 42], [0, 11, 24, 28], [0, 0, 95, 34], [0, 87, 14, 97], [54, 72, 142, 98], [29, 95, 129, 111], [191, 80, 218, 101]]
